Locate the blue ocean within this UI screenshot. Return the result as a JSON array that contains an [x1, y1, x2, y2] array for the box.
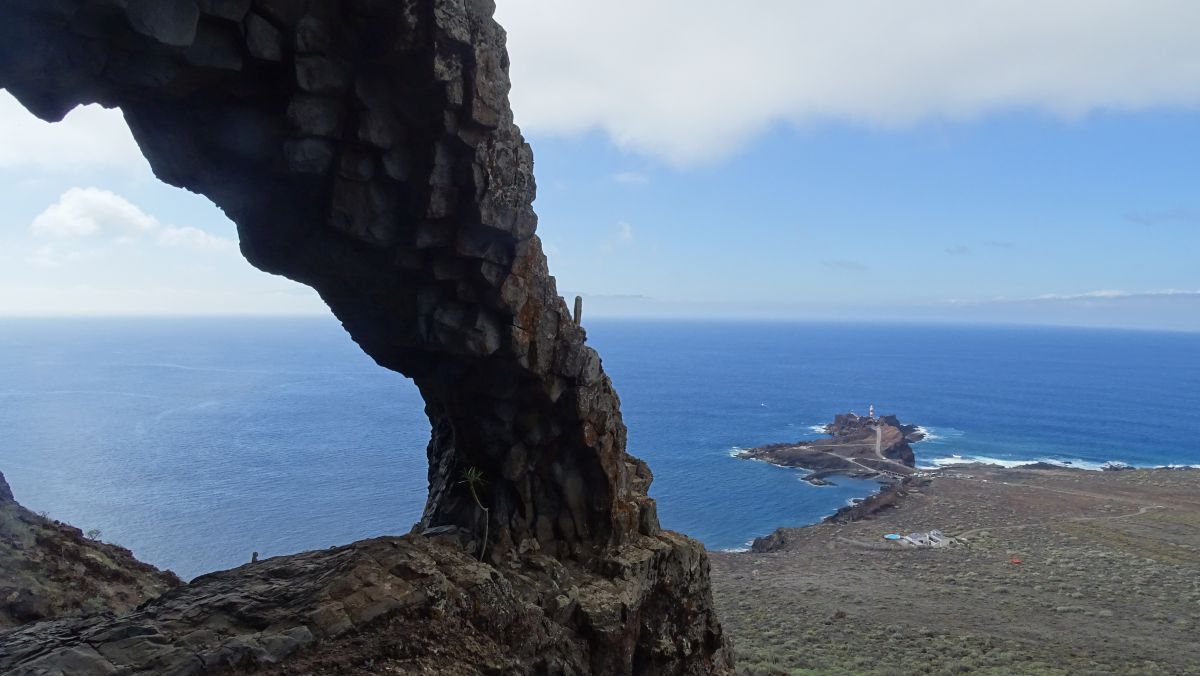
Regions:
[[2, 318, 1198, 580]]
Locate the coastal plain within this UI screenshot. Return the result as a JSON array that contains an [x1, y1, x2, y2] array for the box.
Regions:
[[710, 465, 1200, 675]]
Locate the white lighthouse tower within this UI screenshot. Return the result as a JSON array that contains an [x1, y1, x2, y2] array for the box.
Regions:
[[869, 403, 875, 419]]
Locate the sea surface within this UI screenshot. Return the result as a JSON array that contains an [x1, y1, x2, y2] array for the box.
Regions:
[[2, 317, 1198, 579]]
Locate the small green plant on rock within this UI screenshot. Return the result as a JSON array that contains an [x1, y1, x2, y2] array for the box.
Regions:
[[85, 528, 102, 541], [461, 467, 489, 561]]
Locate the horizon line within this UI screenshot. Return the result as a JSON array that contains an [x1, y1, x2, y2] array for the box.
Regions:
[[0, 313, 1197, 335]]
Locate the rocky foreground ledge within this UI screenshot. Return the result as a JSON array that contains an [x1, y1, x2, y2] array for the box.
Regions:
[[738, 413, 924, 484], [0, 528, 728, 675]]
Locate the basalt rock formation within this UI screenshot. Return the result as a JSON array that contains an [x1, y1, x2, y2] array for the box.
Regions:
[[0, 1, 730, 672], [0, 471, 182, 630], [0, 532, 722, 674]]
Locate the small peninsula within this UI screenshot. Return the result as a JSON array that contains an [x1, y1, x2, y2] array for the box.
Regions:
[[738, 410, 925, 484]]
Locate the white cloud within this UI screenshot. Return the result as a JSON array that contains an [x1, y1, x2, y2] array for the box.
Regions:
[[28, 246, 86, 269], [1032, 289, 1132, 300], [0, 92, 149, 174], [612, 171, 649, 186], [30, 188, 235, 253], [157, 225, 237, 253], [33, 187, 159, 238], [945, 289, 1200, 304], [600, 221, 635, 254], [1030, 289, 1200, 301], [617, 221, 634, 242], [496, 1, 1200, 165], [0, 282, 326, 316]]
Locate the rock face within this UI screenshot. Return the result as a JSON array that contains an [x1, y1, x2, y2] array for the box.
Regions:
[[0, 533, 723, 675], [0, 0, 634, 557], [0, 471, 182, 631], [738, 412, 923, 482], [0, 1, 730, 672], [0, 471, 13, 504]]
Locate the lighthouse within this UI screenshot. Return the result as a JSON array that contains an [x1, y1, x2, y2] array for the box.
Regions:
[[869, 403, 875, 419]]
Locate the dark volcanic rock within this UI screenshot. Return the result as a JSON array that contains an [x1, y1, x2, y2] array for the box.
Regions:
[[750, 529, 793, 553], [0, 471, 13, 504], [0, 1, 730, 672], [824, 479, 921, 524], [0, 470, 182, 631], [1014, 462, 1066, 470], [751, 477, 925, 553], [0, 534, 725, 675]]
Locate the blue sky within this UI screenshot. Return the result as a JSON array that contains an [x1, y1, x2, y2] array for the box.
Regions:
[[530, 110, 1200, 326], [1, 1, 1198, 329]]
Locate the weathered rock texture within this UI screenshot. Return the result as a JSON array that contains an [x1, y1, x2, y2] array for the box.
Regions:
[[0, 533, 724, 675], [0, 471, 182, 631], [0, 1, 730, 672]]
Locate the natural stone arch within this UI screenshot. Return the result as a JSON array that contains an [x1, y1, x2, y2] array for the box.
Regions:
[[0, 0, 657, 560]]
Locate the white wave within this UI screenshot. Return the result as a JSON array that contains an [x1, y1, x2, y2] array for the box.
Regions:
[[808, 424, 828, 434], [929, 455, 1147, 471], [912, 426, 936, 441], [913, 426, 965, 443], [719, 547, 750, 553]]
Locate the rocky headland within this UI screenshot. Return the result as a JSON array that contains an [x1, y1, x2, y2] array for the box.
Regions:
[[738, 412, 924, 484], [0, 471, 181, 631]]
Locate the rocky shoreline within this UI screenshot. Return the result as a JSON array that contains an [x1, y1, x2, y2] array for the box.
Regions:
[[737, 412, 924, 484]]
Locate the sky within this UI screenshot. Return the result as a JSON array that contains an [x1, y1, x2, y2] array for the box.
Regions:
[[1, 1, 1199, 330]]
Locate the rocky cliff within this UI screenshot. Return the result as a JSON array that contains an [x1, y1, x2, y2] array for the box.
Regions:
[[0, 1, 730, 672], [0, 471, 181, 631]]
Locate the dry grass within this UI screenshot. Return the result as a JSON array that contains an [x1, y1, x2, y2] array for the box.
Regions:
[[711, 467, 1200, 675]]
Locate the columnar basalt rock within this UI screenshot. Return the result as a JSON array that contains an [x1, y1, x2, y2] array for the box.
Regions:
[[0, 0, 729, 671]]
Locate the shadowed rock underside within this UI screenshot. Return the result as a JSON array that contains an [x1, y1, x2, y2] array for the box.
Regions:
[[0, 0, 730, 672]]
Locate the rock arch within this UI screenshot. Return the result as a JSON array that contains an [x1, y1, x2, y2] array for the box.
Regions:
[[0, 0, 654, 559], [0, 3, 733, 670]]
